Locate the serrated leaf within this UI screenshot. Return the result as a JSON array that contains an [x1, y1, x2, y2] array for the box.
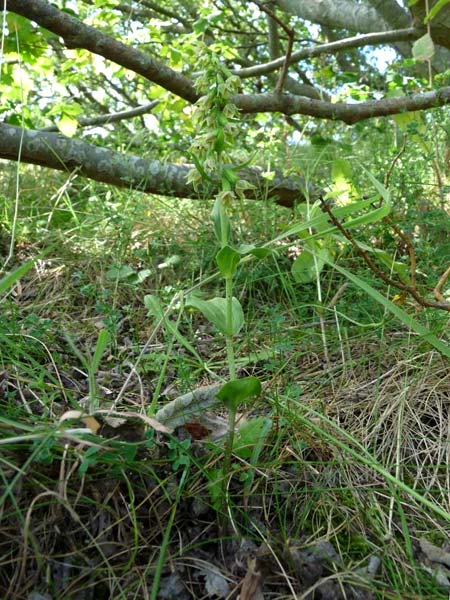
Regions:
[[186, 296, 244, 336], [412, 33, 435, 62], [216, 376, 262, 409], [216, 245, 240, 277]]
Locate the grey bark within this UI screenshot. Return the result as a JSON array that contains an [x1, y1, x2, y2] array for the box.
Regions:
[[233, 28, 421, 79], [0, 124, 310, 207], [274, 0, 387, 33], [233, 87, 450, 124]]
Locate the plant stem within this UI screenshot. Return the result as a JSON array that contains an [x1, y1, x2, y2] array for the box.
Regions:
[[225, 276, 236, 380], [221, 274, 237, 526]]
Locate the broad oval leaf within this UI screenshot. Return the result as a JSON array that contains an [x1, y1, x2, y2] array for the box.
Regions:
[[144, 294, 163, 318], [216, 245, 241, 277], [186, 296, 244, 336], [292, 242, 330, 283], [412, 33, 435, 62], [238, 244, 275, 259], [216, 376, 262, 409]]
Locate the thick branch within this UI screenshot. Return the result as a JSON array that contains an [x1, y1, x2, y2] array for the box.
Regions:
[[5, 3, 450, 127], [6, 0, 198, 103], [274, 0, 388, 33], [233, 87, 450, 124], [365, 0, 410, 29], [0, 124, 309, 207]]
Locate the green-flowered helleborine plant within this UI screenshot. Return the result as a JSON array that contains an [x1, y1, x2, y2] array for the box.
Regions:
[[186, 47, 262, 502]]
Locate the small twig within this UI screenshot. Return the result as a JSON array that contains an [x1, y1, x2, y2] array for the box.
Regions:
[[257, 1, 294, 94], [384, 215, 417, 288], [327, 283, 349, 308], [434, 265, 450, 303], [382, 138, 417, 286], [319, 197, 450, 312], [384, 136, 407, 189], [40, 100, 160, 132]]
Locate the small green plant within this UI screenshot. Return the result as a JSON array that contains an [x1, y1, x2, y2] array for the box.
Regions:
[[185, 48, 264, 508], [64, 328, 111, 413]]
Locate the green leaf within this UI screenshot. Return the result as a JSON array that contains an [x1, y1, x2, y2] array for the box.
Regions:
[[412, 33, 435, 62], [91, 329, 110, 373], [144, 294, 204, 364], [292, 242, 330, 283], [216, 376, 262, 409], [211, 197, 231, 243], [0, 247, 53, 297], [330, 158, 357, 204], [57, 114, 78, 137], [190, 152, 213, 182], [361, 168, 391, 204], [323, 258, 450, 359], [216, 245, 240, 277], [392, 110, 423, 131], [206, 467, 224, 509], [238, 244, 275, 259], [186, 296, 244, 336], [424, 0, 450, 22], [273, 193, 387, 243], [0, 259, 35, 296], [136, 269, 152, 283], [106, 265, 136, 281], [349, 239, 410, 282], [234, 416, 272, 460]]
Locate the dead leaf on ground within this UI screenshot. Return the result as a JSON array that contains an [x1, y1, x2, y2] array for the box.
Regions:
[[420, 537, 450, 568], [240, 557, 264, 600]]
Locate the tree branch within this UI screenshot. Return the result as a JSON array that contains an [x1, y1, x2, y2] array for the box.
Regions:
[[233, 87, 450, 124], [274, 0, 390, 33], [233, 28, 422, 79], [0, 124, 311, 207], [5, 2, 450, 126], [40, 101, 160, 132], [6, 0, 199, 103]]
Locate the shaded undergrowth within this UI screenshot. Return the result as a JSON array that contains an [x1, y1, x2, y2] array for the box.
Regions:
[[1, 178, 450, 599]]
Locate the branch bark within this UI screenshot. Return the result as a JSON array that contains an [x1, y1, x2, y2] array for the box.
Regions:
[[40, 101, 160, 132], [233, 28, 422, 79], [233, 87, 450, 125], [0, 124, 310, 207], [274, 0, 389, 33], [8, 0, 450, 124]]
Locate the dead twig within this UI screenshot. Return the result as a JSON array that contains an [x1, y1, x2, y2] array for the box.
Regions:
[[319, 197, 450, 312]]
